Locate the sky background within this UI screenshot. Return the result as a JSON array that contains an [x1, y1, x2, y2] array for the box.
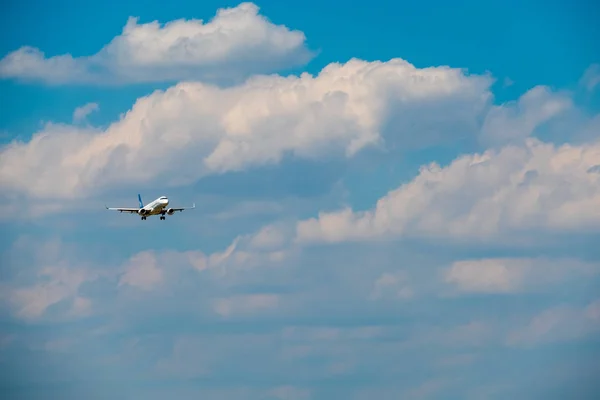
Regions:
[[1, 1, 599, 399]]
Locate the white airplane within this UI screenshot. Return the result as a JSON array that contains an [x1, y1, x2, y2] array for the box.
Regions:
[[105, 194, 195, 220]]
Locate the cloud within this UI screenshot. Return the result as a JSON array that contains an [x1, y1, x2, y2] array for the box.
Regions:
[[296, 137, 600, 243], [0, 237, 99, 321], [154, 336, 210, 378], [480, 85, 572, 146], [72, 102, 99, 123], [212, 294, 280, 317], [444, 258, 600, 294], [2, 222, 599, 398], [445, 259, 524, 294], [191, 223, 295, 282], [506, 299, 600, 346], [579, 63, 600, 92], [2, 7, 599, 399], [370, 272, 414, 300], [0, 223, 294, 321], [0, 3, 314, 85], [69, 296, 93, 317], [0, 57, 492, 203], [5, 266, 97, 321], [118, 251, 163, 290]]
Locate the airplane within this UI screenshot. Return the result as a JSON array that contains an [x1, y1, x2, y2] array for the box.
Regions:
[[105, 194, 195, 220]]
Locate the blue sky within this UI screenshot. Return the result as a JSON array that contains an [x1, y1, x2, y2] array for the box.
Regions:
[[1, 1, 599, 399]]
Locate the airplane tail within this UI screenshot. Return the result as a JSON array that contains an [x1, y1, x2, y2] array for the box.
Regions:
[[138, 194, 143, 208]]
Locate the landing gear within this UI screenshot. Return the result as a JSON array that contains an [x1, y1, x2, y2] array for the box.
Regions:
[[160, 216, 166, 220], [141, 216, 147, 220]]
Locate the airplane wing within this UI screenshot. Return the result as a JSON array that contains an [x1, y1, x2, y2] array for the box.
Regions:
[[105, 206, 139, 214], [168, 203, 196, 212]]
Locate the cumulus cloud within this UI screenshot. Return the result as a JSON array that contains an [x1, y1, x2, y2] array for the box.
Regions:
[[5, 266, 97, 320], [579, 63, 600, 92], [0, 57, 492, 202], [480, 85, 572, 146], [72, 102, 99, 123], [506, 299, 600, 346], [212, 293, 279, 317], [172, 222, 295, 282], [0, 225, 291, 321], [0, 3, 313, 85], [118, 251, 163, 290], [370, 272, 414, 300], [155, 336, 210, 378], [3, 221, 599, 397], [444, 258, 600, 294], [0, 237, 99, 321], [69, 296, 93, 317], [296, 137, 600, 243]]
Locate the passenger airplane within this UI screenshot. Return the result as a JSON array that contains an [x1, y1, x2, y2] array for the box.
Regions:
[[105, 194, 195, 220]]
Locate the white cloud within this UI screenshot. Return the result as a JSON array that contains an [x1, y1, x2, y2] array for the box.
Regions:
[[370, 272, 414, 300], [480, 85, 572, 146], [296, 137, 600, 243], [199, 224, 295, 279], [506, 299, 600, 346], [0, 57, 491, 203], [0, 225, 288, 322], [248, 223, 291, 250], [579, 63, 600, 92], [444, 258, 600, 294], [118, 251, 163, 290], [445, 259, 523, 293], [155, 336, 210, 378], [3, 223, 598, 396], [106, 225, 293, 298], [72, 102, 99, 123], [0, 3, 313, 85], [0, 237, 99, 321], [6, 266, 96, 320], [212, 293, 279, 317], [69, 296, 93, 317]]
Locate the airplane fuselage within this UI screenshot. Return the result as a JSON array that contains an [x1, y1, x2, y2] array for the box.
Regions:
[[139, 196, 170, 216]]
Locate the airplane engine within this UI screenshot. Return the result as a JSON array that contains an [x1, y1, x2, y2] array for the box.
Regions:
[[167, 208, 175, 215], [138, 209, 148, 215]]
